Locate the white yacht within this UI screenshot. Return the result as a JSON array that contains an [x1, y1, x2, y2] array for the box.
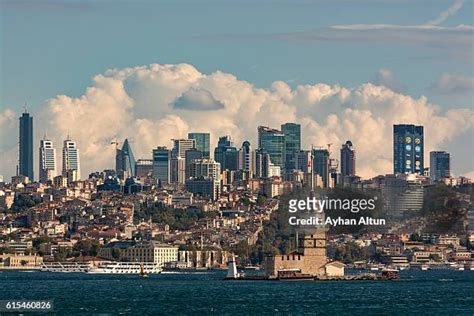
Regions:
[[87, 262, 162, 274]]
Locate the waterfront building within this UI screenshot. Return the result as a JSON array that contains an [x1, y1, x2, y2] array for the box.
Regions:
[[172, 139, 195, 158], [258, 126, 285, 169], [115, 139, 136, 178], [281, 123, 301, 173], [153, 146, 171, 184], [19, 111, 34, 180], [62, 138, 80, 180], [135, 159, 153, 178], [430, 151, 450, 181], [393, 124, 424, 175], [100, 241, 178, 265], [214, 136, 239, 171], [188, 132, 210, 158], [39, 138, 56, 183], [340, 140, 356, 177], [313, 148, 330, 188]]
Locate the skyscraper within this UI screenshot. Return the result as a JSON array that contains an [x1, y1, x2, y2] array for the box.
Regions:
[[214, 136, 239, 171], [19, 111, 34, 180], [188, 133, 210, 159], [393, 124, 424, 175], [116, 139, 136, 178], [172, 139, 196, 158], [185, 148, 203, 179], [39, 138, 56, 183], [313, 148, 329, 188], [281, 123, 301, 172], [239, 141, 253, 175], [430, 151, 450, 181], [62, 138, 80, 180], [257, 126, 285, 169], [153, 146, 171, 184], [340, 140, 356, 177]]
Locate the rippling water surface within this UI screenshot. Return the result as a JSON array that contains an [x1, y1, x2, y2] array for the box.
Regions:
[[2, 270, 473, 315]]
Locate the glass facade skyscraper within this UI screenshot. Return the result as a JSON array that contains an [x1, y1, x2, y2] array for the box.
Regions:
[[116, 138, 136, 178], [258, 126, 285, 169], [313, 149, 329, 188], [214, 136, 238, 171], [340, 140, 356, 177], [19, 111, 34, 180], [153, 146, 171, 184], [281, 123, 301, 173], [393, 124, 424, 175], [188, 132, 210, 158], [430, 151, 450, 181]]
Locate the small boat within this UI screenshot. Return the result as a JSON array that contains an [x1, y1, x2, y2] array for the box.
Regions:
[[421, 264, 429, 271], [277, 269, 314, 281], [139, 263, 149, 278], [378, 268, 400, 280]]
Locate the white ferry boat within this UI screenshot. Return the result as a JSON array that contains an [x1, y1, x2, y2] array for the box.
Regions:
[[87, 262, 162, 274], [40, 262, 91, 273]]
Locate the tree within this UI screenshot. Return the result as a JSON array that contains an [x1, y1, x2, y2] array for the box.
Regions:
[[20, 260, 28, 266]]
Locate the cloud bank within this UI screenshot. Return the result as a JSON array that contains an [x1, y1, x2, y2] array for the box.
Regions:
[[0, 63, 473, 180]]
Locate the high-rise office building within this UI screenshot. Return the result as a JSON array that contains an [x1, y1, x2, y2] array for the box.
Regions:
[[187, 133, 210, 159], [185, 148, 203, 179], [214, 136, 238, 171], [258, 126, 285, 169], [313, 148, 329, 188], [39, 138, 56, 183], [153, 146, 171, 184], [171, 156, 186, 184], [116, 139, 136, 178], [19, 111, 34, 180], [393, 124, 424, 175], [296, 150, 312, 173], [62, 138, 80, 180], [239, 141, 253, 175], [281, 123, 301, 172], [340, 140, 356, 177], [135, 159, 153, 178], [430, 151, 450, 181], [172, 139, 196, 158], [254, 149, 271, 178], [189, 158, 221, 182]]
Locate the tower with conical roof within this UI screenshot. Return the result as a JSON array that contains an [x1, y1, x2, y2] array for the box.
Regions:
[[116, 139, 136, 178]]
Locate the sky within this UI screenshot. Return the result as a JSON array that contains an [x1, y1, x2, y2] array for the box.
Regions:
[[0, 0, 473, 180]]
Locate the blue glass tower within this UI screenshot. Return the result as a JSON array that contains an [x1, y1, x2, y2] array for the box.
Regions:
[[258, 126, 285, 169], [393, 124, 424, 175], [19, 111, 34, 180], [281, 123, 301, 173], [188, 132, 210, 159]]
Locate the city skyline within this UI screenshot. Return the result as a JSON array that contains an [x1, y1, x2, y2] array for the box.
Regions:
[[0, 1, 473, 180], [8, 112, 462, 185]]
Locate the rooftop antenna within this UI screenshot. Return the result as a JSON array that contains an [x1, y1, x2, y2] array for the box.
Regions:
[[23, 102, 28, 113]]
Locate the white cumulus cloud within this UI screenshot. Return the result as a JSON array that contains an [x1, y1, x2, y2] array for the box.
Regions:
[[0, 63, 473, 181]]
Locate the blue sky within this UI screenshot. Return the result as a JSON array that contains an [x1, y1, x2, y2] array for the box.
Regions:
[[1, 0, 473, 110]]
